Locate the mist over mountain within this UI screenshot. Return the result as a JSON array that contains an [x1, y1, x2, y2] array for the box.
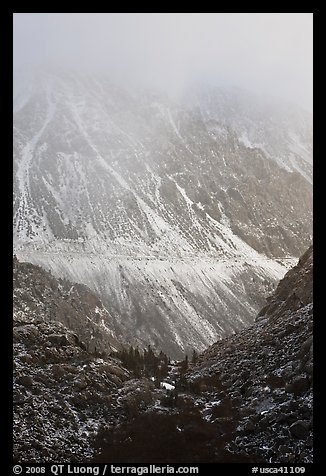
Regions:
[[13, 68, 312, 357], [12, 13, 313, 466], [13, 13, 313, 112]]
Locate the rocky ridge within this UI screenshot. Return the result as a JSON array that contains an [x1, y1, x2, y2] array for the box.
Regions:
[[185, 246, 313, 462], [13, 247, 313, 463], [95, 246, 313, 463], [13, 255, 120, 355], [13, 68, 312, 357], [13, 257, 157, 462]]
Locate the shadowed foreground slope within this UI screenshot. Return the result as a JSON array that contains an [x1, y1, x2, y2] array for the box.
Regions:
[[95, 246, 313, 463]]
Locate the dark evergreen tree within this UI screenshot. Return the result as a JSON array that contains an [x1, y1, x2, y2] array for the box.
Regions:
[[180, 354, 188, 375], [192, 349, 199, 365]]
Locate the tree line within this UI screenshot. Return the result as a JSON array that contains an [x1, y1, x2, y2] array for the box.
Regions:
[[112, 345, 199, 380], [111, 345, 169, 380]]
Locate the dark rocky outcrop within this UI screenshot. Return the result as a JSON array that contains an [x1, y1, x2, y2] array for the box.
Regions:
[[14, 246, 313, 463], [183, 246, 313, 463], [95, 246, 313, 463], [13, 256, 146, 462], [256, 245, 313, 321], [13, 318, 131, 462], [13, 255, 121, 355]]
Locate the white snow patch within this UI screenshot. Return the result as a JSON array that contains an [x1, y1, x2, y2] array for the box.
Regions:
[[161, 382, 175, 391]]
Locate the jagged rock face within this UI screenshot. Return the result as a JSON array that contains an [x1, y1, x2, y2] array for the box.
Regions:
[[13, 70, 312, 256], [13, 319, 130, 462], [94, 247, 313, 463], [185, 247, 313, 463], [13, 255, 121, 355], [13, 68, 312, 356], [185, 85, 313, 184], [13, 251, 290, 358], [13, 246, 313, 463], [13, 257, 157, 462], [257, 245, 313, 321]]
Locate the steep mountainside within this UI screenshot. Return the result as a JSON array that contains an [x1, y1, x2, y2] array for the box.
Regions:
[[188, 246, 313, 462], [13, 255, 120, 355], [96, 247, 313, 463], [256, 245, 313, 321], [13, 68, 312, 356], [14, 318, 129, 462], [186, 85, 312, 183], [13, 257, 156, 462], [13, 247, 313, 463]]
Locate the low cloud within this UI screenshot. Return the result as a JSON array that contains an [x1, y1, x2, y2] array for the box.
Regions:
[[13, 13, 313, 111]]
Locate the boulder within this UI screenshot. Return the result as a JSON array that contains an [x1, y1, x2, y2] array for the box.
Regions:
[[48, 334, 70, 346], [289, 420, 310, 439], [285, 376, 310, 395], [18, 375, 34, 387]]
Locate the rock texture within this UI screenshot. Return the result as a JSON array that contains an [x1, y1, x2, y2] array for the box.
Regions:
[[13, 247, 313, 463], [13, 68, 312, 357], [256, 245, 313, 321], [95, 246, 313, 463], [13, 255, 120, 355], [13, 257, 158, 462], [13, 70, 312, 257], [185, 246, 313, 462], [13, 319, 130, 462]]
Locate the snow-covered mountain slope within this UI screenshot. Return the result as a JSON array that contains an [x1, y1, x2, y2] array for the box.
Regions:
[[15, 248, 288, 358], [185, 85, 313, 183], [13, 255, 121, 355], [13, 255, 134, 462], [13, 69, 312, 357], [185, 246, 313, 463], [95, 247, 313, 464]]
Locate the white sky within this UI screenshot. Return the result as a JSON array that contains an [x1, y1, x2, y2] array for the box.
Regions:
[[13, 13, 313, 111]]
